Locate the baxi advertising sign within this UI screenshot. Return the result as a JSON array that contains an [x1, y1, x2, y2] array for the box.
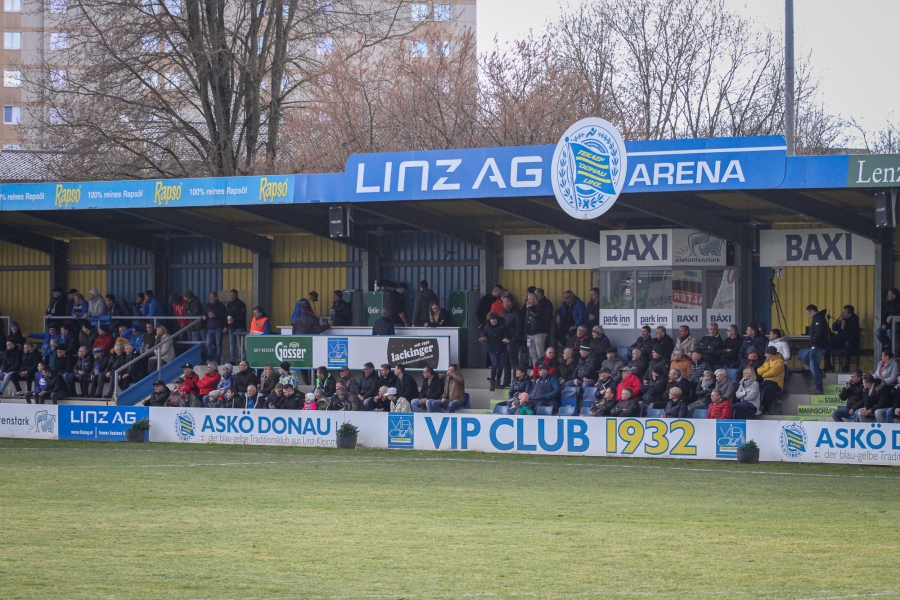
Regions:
[[245, 335, 450, 372], [503, 235, 601, 270], [759, 229, 875, 267], [599, 229, 727, 268]]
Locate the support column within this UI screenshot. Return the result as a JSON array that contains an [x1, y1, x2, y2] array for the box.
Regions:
[[150, 238, 169, 303], [874, 229, 895, 359], [361, 234, 382, 292], [734, 228, 755, 330], [253, 251, 272, 314], [49, 239, 69, 292]]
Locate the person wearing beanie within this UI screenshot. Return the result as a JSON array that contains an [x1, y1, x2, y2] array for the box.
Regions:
[[278, 361, 297, 388], [329, 290, 352, 326], [8, 322, 25, 349], [182, 290, 205, 343], [589, 325, 610, 355], [640, 364, 669, 411]]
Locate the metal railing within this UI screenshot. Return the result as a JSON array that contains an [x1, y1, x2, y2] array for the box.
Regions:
[[113, 319, 205, 399], [43, 314, 203, 332]]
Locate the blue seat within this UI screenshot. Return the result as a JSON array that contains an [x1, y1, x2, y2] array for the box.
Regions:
[[692, 408, 708, 419], [646, 408, 664, 418], [560, 390, 578, 407], [725, 368, 739, 384], [492, 403, 508, 414], [580, 405, 593, 416], [536, 405, 554, 416], [558, 406, 575, 416], [617, 345, 631, 363], [463, 393, 470, 410]]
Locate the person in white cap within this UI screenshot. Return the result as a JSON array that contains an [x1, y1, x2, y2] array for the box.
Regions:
[[302, 392, 317, 410], [386, 387, 411, 412]]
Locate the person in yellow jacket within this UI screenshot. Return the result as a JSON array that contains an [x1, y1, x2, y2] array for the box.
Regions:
[[756, 346, 785, 414]]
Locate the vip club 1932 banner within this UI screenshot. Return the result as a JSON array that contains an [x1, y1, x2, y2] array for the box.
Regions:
[[244, 335, 450, 372]]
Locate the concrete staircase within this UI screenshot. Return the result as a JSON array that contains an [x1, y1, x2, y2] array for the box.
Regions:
[[761, 370, 848, 421]]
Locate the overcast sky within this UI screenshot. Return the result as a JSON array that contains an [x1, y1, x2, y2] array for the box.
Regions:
[[476, 0, 898, 138]]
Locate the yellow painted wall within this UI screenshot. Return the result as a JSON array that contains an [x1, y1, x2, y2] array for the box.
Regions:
[[223, 244, 254, 307], [773, 265, 875, 371], [271, 235, 349, 325], [498, 268, 597, 311], [0, 241, 51, 335], [68, 239, 107, 297]]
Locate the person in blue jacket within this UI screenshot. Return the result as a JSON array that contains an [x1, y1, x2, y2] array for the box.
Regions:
[[554, 290, 586, 348], [529, 362, 561, 413], [141, 290, 163, 317]]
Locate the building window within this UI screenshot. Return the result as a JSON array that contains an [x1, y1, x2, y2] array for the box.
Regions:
[[162, 71, 181, 89], [163, 0, 181, 15], [434, 40, 450, 57], [3, 144, 21, 149], [316, 37, 332, 55], [141, 36, 157, 52], [410, 3, 428, 21], [48, 0, 66, 13], [3, 31, 21, 50], [317, 0, 332, 16], [3, 106, 21, 124], [411, 40, 428, 57], [141, 71, 158, 87], [50, 69, 67, 88], [433, 3, 451, 21], [49, 32, 68, 50], [49, 107, 66, 124], [4, 0, 22, 12], [3, 69, 21, 87]]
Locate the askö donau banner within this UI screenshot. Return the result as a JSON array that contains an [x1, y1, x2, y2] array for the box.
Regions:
[[245, 335, 450, 372]]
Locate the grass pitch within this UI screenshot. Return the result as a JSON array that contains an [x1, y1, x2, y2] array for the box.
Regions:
[[1, 440, 899, 599]]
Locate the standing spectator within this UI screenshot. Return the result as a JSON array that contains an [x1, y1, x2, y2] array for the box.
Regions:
[[721, 325, 742, 369], [87, 288, 106, 318], [554, 290, 585, 348], [104, 295, 127, 328], [757, 346, 785, 413], [226, 289, 248, 363], [535, 288, 554, 342], [0, 340, 21, 396], [182, 290, 205, 342], [832, 305, 860, 369], [249, 306, 271, 335], [476, 286, 501, 326], [389, 283, 409, 327], [733, 367, 761, 419], [501, 294, 525, 369], [479, 311, 508, 392], [584, 287, 600, 328], [411, 366, 443, 412], [706, 390, 733, 419], [876, 288, 900, 349], [170, 294, 187, 330], [147, 325, 175, 372], [428, 364, 466, 413], [412, 280, 439, 327], [45, 287, 67, 325], [132, 292, 145, 316], [14, 342, 39, 395], [524, 292, 551, 368], [804, 304, 829, 395], [674, 325, 697, 356], [630, 326, 655, 359], [329, 290, 352, 326], [204, 292, 228, 363], [371, 308, 395, 335], [652, 326, 675, 362], [292, 298, 329, 335], [142, 290, 163, 317], [290, 291, 319, 323]]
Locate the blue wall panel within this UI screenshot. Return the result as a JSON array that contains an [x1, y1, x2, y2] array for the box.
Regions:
[[106, 241, 151, 308], [168, 238, 223, 300]]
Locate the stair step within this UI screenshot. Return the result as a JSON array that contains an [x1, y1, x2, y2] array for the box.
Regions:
[[809, 394, 842, 404], [796, 404, 840, 416]]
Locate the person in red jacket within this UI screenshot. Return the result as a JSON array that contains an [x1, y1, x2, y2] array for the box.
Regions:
[[179, 363, 200, 394], [706, 389, 733, 419], [197, 361, 221, 396], [616, 366, 642, 400], [531, 347, 559, 379], [92, 325, 114, 353]]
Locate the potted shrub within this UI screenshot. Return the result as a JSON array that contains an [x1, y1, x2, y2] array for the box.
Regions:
[[336, 422, 358, 449], [736, 439, 759, 464], [126, 418, 150, 443]]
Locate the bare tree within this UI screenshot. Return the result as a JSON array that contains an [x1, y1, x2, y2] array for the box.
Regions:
[[24, 0, 418, 179]]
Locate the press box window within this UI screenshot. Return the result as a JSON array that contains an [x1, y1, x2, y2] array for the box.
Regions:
[[3, 105, 21, 124], [4, 31, 21, 50], [599, 271, 635, 310]]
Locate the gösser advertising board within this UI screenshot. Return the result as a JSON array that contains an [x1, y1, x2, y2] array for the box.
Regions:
[[144, 408, 900, 467], [244, 335, 451, 372]]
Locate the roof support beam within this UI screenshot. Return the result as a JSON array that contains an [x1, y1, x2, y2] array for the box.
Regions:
[[743, 191, 881, 241], [474, 197, 607, 241], [233, 205, 370, 250], [24, 210, 157, 252], [119, 208, 272, 256], [356, 202, 486, 247], [620, 193, 755, 248]]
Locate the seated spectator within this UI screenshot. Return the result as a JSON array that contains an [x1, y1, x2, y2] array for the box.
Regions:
[[116, 343, 142, 392], [875, 386, 900, 423], [569, 325, 589, 352], [768, 328, 791, 362], [831, 370, 865, 422], [88, 348, 108, 398], [411, 366, 443, 412], [688, 370, 715, 414], [855, 376, 890, 423], [648, 348, 668, 378], [58, 323, 78, 356], [258, 364, 278, 397], [689, 351, 711, 383], [103, 344, 128, 399], [831, 305, 860, 370], [24, 364, 48, 404], [663, 387, 688, 418], [8, 322, 24, 350], [732, 368, 761, 419], [507, 392, 534, 415], [557, 348, 577, 386], [143, 380, 171, 407], [652, 326, 675, 361], [757, 346, 785, 413], [378, 363, 399, 391], [627, 347, 648, 381], [388, 387, 411, 412], [714, 369, 735, 401], [147, 325, 175, 371], [610, 387, 639, 417], [600, 348, 624, 385], [87, 288, 106, 318], [314, 366, 336, 397], [166, 378, 191, 407], [71, 293, 89, 320], [502, 365, 533, 410], [301, 392, 318, 410], [572, 344, 600, 393], [79, 323, 97, 351], [427, 364, 466, 413], [327, 387, 353, 411], [739, 324, 766, 363], [666, 368, 692, 404], [366, 386, 389, 411], [590, 325, 611, 356], [616, 365, 641, 400], [14, 342, 40, 395], [278, 361, 298, 388], [674, 325, 697, 356], [204, 363, 234, 407], [531, 347, 559, 379], [68, 346, 92, 398], [424, 301, 456, 328], [372, 308, 395, 336], [631, 326, 655, 359], [0, 339, 22, 396], [721, 325, 742, 369], [394, 365, 418, 402], [281, 384, 301, 409], [93, 325, 114, 354], [639, 365, 668, 411], [590, 387, 618, 417], [706, 389, 733, 419], [142, 290, 163, 317], [740, 348, 765, 380], [233, 360, 261, 396], [873, 351, 898, 388], [312, 387, 329, 409], [29, 365, 66, 404], [524, 363, 560, 412], [358, 362, 381, 407], [669, 349, 692, 381], [695, 324, 724, 366], [264, 383, 285, 410], [178, 363, 201, 405], [198, 361, 222, 404]]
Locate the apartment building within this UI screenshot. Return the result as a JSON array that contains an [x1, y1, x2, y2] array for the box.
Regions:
[[0, 0, 476, 150]]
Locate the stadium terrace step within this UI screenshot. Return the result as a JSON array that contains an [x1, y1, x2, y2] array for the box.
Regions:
[[0, 397, 110, 406], [796, 404, 841, 416], [809, 394, 842, 404]]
